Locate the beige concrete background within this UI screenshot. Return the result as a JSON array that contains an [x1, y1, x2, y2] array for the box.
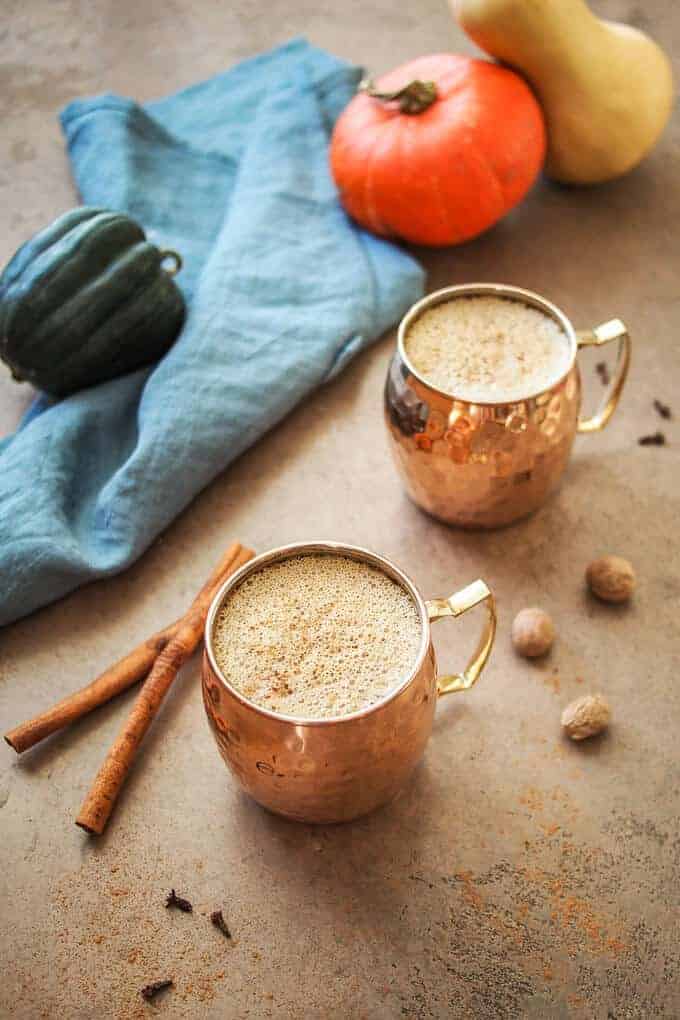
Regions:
[[1, 1, 679, 1017]]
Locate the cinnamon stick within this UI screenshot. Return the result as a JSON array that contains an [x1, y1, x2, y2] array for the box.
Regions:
[[76, 543, 254, 835], [5, 542, 247, 754], [5, 622, 179, 754]]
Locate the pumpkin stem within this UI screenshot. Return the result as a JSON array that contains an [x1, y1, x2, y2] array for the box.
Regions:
[[359, 78, 437, 114]]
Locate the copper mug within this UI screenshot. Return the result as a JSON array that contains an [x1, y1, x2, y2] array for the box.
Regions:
[[202, 541, 496, 824], [385, 283, 631, 528]]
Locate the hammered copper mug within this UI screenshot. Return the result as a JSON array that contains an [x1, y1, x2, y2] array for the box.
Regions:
[[385, 283, 631, 528], [202, 541, 496, 824]]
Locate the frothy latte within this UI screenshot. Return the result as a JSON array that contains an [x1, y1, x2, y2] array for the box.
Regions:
[[212, 554, 422, 720], [404, 295, 571, 402]]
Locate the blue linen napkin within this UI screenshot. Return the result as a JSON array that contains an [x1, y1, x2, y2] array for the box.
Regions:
[[0, 38, 424, 627]]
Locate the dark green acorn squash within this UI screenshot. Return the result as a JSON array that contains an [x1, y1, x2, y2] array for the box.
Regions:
[[0, 207, 185, 397]]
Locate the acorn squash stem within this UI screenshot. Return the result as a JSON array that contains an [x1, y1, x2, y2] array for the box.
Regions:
[[159, 250, 183, 276]]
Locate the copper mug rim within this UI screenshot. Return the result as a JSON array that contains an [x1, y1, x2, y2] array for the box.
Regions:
[[203, 540, 434, 729], [397, 282, 578, 406]]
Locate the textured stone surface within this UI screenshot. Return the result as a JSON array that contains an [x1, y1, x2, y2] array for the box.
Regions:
[[1, 1, 679, 1017]]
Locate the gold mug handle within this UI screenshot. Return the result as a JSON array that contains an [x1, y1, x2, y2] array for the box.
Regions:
[[426, 579, 497, 695], [576, 319, 631, 433]]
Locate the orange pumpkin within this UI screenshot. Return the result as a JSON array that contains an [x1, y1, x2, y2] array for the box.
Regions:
[[330, 53, 546, 246]]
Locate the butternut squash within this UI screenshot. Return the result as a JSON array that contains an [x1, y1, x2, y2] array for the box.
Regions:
[[451, 0, 674, 184]]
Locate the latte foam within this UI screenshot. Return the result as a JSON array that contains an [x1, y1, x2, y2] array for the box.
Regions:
[[213, 554, 422, 719], [404, 295, 570, 402]]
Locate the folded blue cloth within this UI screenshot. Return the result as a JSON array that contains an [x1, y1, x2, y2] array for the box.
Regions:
[[0, 39, 424, 627]]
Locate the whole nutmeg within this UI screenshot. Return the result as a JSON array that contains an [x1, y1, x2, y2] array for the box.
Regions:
[[511, 607, 555, 658], [561, 694, 611, 741], [586, 555, 635, 603]]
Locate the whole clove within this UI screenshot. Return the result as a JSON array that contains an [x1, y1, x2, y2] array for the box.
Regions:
[[596, 361, 610, 385], [638, 432, 666, 446], [653, 399, 672, 420], [141, 979, 173, 1001], [165, 889, 193, 913], [210, 909, 231, 938]]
